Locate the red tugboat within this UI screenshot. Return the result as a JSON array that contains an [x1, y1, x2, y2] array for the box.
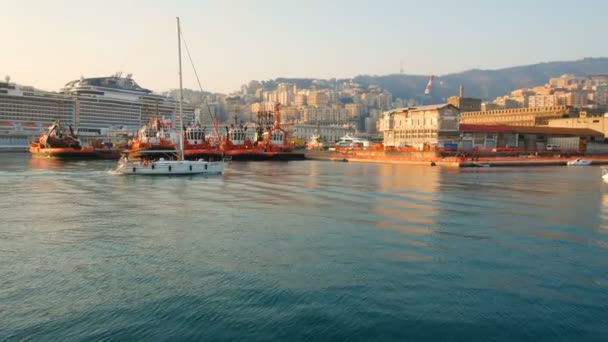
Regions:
[[127, 118, 178, 158], [182, 123, 223, 160], [220, 118, 259, 160], [254, 103, 305, 160], [29, 120, 96, 159]]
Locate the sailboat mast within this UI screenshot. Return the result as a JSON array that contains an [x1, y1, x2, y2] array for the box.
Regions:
[[177, 17, 184, 161]]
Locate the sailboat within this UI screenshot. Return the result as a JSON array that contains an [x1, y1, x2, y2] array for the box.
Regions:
[[114, 17, 224, 176]]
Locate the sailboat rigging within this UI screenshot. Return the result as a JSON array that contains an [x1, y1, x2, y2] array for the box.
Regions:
[[180, 29, 222, 139], [114, 17, 224, 176]]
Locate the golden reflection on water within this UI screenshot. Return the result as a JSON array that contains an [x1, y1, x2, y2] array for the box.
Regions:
[[27, 157, 75, 198], [29, 157, 65, 171], [306, 160, 321, 189], [601, 192, 608, 231], [370, 164, 440, 236]]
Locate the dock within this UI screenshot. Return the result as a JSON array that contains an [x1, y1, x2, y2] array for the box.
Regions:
[[305, 150, 608, 167]]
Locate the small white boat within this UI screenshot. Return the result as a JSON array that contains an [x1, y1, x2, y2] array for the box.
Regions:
[[335, 134, 371, 148], [567, 158, 591, 166]]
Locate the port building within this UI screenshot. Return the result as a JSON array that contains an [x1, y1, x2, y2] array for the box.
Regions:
[[460, 106, 574, 126], [458, 124, 604, 152], [379, 104, 460, 150], [546, 113, 608, 138]]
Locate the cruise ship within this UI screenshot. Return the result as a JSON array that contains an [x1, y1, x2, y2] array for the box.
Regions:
[[0, 73, 194, 149], [0, 77, 74, 148]]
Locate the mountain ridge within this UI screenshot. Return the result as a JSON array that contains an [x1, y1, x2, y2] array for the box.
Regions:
[[265, 57, 608, 102], [170, 58, 608, 103]]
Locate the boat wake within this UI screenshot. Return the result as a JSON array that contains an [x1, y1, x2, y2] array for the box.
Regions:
[[107, 169, 122, 176]]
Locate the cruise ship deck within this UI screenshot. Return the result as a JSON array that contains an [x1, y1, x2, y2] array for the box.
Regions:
[[0, 74, 194, 149]]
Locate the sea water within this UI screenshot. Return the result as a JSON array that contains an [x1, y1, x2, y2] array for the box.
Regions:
[[1, 153, 607, 341]]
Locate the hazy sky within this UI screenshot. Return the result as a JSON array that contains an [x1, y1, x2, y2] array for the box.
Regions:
[[3, 0, 607, 94]]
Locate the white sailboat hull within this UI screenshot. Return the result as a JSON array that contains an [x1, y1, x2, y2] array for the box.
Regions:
[[116, 160, 224, 175]]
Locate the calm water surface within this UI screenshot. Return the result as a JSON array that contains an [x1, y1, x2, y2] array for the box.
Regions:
[[1, 153, 607, 341]]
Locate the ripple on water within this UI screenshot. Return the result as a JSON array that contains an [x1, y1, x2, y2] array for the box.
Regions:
[[0, 156, 607, 340]]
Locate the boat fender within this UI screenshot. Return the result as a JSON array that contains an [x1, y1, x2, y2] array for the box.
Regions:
[[151, 164, 155, 169], [133, 167, 136, 173], [168, 165, 172, 172], [205, 164, 208, 170], [189, 165, 192, 171]]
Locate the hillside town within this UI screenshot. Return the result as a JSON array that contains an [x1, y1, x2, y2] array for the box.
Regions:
[[3, 72, 608, 155], [192, 73, 608, 153]]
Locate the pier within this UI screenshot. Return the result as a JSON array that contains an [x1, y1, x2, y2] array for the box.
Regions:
[[305, 150, 608, 167]]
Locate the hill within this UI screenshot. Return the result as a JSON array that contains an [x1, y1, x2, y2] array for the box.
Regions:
[[264, 58, 608, 102], [166, 58, 608, 104], [402, 57, 608, 101]]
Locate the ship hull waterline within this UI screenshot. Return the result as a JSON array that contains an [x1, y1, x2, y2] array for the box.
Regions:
[[29, 145, 98, 160], [115, 160, 224, 176], [224, 150, 306, 161]]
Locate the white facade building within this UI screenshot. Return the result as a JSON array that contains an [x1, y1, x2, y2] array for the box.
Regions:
[[379, 104, 460, 149]]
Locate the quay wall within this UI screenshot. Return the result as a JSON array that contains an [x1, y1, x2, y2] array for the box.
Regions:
[[305, 149, 608, 167]]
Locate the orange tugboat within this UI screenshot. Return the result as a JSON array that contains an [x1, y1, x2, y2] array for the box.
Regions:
[[182, 123, 223, 160], [220, 118, 258, 160], [217, 103, 305, 161], [29, 120, 96, 159], [253, 103, 305, 160], [127, 118, 178, 158]]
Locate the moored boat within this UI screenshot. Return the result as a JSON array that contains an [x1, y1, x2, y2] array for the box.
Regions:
[[221, 121, 260, 160], [126, 118, 177, 158], [335, 134, 372, 150], [183, 124, 223, 160], [214, 105, 305, 161], [306, 133, 324, 150], [29, 120, 96, 159], [252, 103, 305, 160]]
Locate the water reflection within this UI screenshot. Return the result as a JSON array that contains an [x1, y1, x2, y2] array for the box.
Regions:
[[29, 157, 80, 171], [601, 192, 608, 231], [2, 154, 608, 340], [370, 164, 440, 234]]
